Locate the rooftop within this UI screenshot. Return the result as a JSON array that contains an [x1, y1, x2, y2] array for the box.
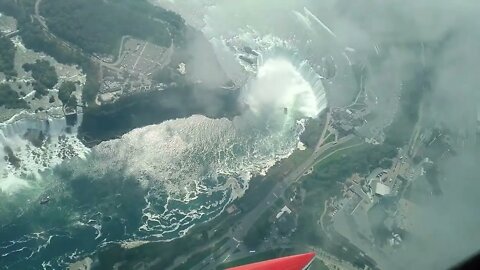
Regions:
[[374, 182, 391, 196]]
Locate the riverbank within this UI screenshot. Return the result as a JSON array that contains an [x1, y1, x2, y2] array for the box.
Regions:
[[81, 120, 323, 269], [78, 85, 241, 147]]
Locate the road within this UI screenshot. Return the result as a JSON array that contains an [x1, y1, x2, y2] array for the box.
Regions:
[[98, 36, 174, 74], [4, 30, 19, 38], [184, 132, 358, 270], [315, 110, 332, 151], [34, 0, 46, 28], [34, 0, 78, 53], [166, 111, 360, 270]]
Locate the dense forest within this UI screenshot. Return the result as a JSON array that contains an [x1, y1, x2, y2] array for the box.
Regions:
[[0, 0, 99, 104], [0, 0, 186, 106], [41, 0, 186, 55], [23, 60, 58, 98], [23, 60, 58, 88], [58, 81, 75, 104], [0, 35, 17, 78], [58, 81, 78, 108], [0, 83, 28, 109]]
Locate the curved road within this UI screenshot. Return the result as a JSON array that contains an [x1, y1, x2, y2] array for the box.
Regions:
[[185, 133, 360, 270]]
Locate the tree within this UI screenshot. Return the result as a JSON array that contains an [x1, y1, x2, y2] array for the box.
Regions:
[[41, 0, 183, 55], [0, 83, 28, 109], [58, 81, 76, 104], [0, 36, 17, 77], [32, 81, 48, 99], [23, 60, 58, 88]]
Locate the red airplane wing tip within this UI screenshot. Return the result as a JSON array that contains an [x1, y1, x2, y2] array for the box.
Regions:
[[226, 252, 316, 270]]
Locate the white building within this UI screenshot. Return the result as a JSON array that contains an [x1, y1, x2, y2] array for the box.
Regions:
[[374, 182, 391, 196], [276, 205, 292, 219]]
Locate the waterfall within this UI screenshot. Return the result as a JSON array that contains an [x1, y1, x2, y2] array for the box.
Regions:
[[0, 112, 89, 192]]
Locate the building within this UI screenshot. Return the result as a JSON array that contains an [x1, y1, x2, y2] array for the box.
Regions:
[[374, 182, 391, 196], [276, 205, 292, 219]]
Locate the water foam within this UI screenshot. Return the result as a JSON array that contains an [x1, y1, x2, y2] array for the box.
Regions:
[[243, 58, 322, 118], [1, 31, 329, 270], [78, 54, 328, 238], [89, 54, 326, 198], [0, 113, 89, 194], [0, 3, 334, 267]]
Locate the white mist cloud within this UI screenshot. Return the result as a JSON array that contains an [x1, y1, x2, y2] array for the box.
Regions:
[[243, 58, 322, 118], [151, 1, 480, 268]]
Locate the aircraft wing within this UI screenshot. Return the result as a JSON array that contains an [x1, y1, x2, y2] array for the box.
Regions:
[[226, 252, 316, 270]]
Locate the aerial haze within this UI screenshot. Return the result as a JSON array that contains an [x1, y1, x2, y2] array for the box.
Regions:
[[152, 0, 480, 268], [0, 0, 479, 269]]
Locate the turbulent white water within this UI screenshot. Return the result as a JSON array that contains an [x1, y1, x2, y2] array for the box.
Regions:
[[66, 52, 328, 239], [88, 54, 327, 197], [64, 2, 331, 239], [0, 112, 89, 195], [1, 3, 332, 267], [243, 58, 321, 118], [0, 35, 88, 196]]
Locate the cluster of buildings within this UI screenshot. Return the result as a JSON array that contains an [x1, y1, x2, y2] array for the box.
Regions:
[[96, 37, 175, 104], [331, 107, 369, 136], [320, 126, 460, 268], [328, 147, 420, 251]]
